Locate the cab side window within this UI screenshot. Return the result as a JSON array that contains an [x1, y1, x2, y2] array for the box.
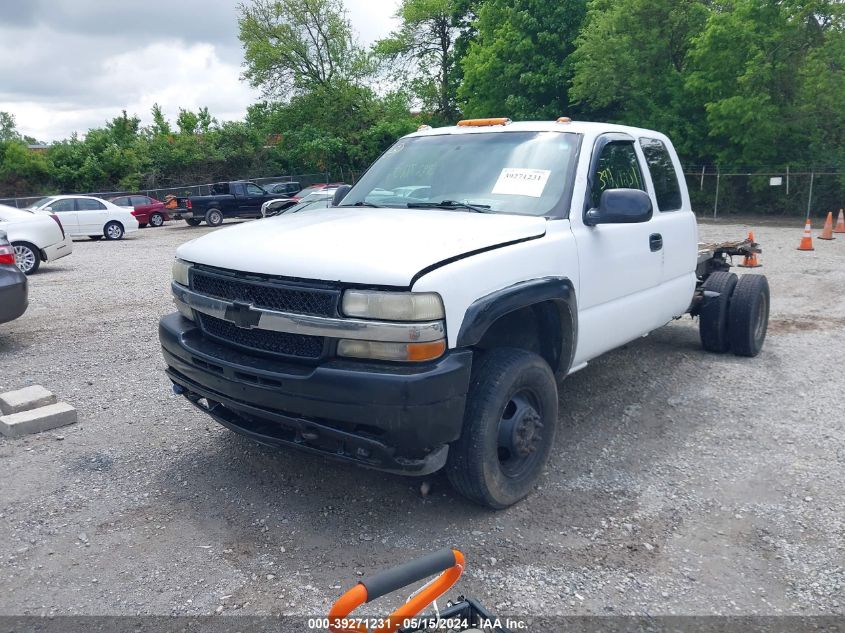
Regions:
[[246, 183, 264, 196], [639, 138, 682, 211], [590, 141, 645, 208]]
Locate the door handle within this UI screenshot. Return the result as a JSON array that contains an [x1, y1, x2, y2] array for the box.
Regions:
[[649, 233, 663, 252]]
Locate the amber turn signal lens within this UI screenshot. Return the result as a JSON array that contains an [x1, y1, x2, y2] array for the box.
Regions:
[[406, 339, 447, 361]]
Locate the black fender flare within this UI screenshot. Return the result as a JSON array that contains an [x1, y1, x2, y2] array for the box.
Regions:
[[456, 277, 578, 377]]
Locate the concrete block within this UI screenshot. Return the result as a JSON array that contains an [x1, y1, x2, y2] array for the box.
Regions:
[[0, 402, 77, 438], [0, 385, 57, 415]]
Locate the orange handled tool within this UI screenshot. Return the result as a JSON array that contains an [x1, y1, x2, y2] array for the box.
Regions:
[[328, 548, 465, 633]]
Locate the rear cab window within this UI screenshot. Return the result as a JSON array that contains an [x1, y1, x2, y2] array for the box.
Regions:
[[639, 138, 683, 212]]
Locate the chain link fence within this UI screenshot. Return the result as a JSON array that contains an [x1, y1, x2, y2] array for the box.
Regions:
[[684, 167, 845, 220], [0, 170, 367, 209]]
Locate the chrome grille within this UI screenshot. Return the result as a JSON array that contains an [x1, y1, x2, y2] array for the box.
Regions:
[[198, 313, 325, 359], [191, 268, 338, 317]]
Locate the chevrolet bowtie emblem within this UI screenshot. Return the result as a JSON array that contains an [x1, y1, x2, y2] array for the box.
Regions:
[[226, 301, 261, 329]]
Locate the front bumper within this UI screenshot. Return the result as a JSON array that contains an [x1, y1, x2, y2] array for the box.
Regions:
[[43, 234, 73, 263], [0, 265, 28, 324], [159, 313, 472, 475]]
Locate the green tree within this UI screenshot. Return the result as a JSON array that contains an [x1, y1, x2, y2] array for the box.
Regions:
[[459, 0, 587, 120], [149, 103, 172, 136], [570, 0, 709, 155], [0, 111, 20, 142], [237, 0, 372, 98], [0, 140, 51, 195], [375, 0, 475, 122], [685, 0, 845, 165]]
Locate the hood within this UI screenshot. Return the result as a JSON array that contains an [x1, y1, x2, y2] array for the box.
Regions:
[[177, 207, 547, 287]]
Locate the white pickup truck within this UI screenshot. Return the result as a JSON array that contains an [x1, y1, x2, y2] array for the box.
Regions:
[[160, 118, 769, 508]]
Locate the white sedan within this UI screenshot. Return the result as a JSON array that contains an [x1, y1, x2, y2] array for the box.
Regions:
[[28, 195, 139, 240], [0, 204, 73, 274]]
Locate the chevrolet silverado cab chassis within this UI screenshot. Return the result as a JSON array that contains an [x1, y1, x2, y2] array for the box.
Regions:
[[159, 119, 770, 508]]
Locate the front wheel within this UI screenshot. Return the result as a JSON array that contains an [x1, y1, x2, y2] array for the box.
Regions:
[[13, 242, 40, 274], [446, 348, 558, 509], [185, 218, 202, 226], [205, 208, 223, 227], [149, 212, 165, 227], [104, 221, 124, 240]]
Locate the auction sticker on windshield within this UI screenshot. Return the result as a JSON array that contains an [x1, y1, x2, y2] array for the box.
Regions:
[[492, 168, 551, 198]]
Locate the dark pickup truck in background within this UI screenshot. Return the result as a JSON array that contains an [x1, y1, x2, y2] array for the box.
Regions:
[[171, 181, 290, 227]]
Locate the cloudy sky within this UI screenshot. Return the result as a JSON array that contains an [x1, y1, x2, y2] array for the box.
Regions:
[[0, 0, 400, 142]]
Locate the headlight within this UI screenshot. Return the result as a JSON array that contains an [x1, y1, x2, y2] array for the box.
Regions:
[[172, 258, 192, 286], [337, 339, 446, 362], [342, 291, 444, 321]]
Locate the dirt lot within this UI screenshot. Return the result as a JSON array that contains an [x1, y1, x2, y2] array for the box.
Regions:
[[0, 218, 843, 620]]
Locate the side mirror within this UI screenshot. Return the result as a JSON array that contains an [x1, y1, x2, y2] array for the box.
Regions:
[[332, 184, 352, 207], [585, 189, 652, 226], [44, 207, 53, 212]]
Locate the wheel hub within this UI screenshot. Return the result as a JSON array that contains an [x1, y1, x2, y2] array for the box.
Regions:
[[498, 396, 543, 459]]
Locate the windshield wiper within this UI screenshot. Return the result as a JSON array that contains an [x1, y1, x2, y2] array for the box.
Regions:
[[406, 200, 493, 213], [340, 201, 382, 208]]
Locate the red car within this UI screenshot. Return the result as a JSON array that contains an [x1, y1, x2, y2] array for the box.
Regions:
[[109, 195, 170, 228]]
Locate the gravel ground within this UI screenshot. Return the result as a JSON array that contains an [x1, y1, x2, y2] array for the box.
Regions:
[[0, 218, 843, 620]]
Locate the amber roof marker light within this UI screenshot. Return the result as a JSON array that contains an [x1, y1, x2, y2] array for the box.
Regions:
[[456, 118, 512, 127]]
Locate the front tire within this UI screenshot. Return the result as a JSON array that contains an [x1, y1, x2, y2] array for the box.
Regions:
[[104, 221, 125, 240], [12, 242, 40, 275], [728, 275, 770, 357], [446, 348, 558, 509], [149, 212, 165, 227], [205, 208, 223, 227]]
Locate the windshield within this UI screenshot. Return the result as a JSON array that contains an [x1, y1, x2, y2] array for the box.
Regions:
[[342, 131, 579, 216], [29, 196, 57, 209]]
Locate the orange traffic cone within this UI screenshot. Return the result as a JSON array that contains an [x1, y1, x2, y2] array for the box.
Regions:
[[819, 212, 836, 240], [738, 231, 762, 267], [797, 220, 815, 251], [834, 209, 845, 234]]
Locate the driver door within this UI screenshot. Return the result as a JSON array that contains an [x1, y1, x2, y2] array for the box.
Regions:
[[570, 134, 664, 365], [241, 183, 267, 214]]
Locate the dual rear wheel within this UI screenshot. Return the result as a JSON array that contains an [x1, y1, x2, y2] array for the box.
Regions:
[[699, 272, 769, 357]]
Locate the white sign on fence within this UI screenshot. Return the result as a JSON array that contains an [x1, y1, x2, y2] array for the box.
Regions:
[[770, 176, 783, 186]]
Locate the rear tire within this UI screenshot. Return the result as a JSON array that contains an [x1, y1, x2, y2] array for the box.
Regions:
[[446, 348, 558, 509], [699, 271, 737, 353], [12, 242, 40, 275], [185, 218, 202, 226], [149, 212, 165, 227], [728, 275, 770, 357], [104, 221, 124, 240], [205, 208, 223, 227]]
